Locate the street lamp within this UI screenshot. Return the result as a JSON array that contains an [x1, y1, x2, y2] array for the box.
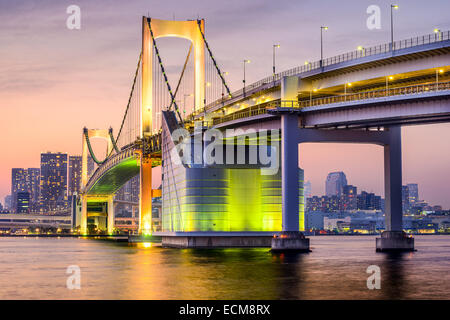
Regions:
[[357, 45, 366, 57], [436, 68, 444, 86], [221, 71, 228, 104], [386, 76, 394, 95], [434, 28, 442, 41], [320, 26, 328, 67], [390, 4, 399, 51], [273, 44, 280, 83], [183, 93, 193, 116], [344, 82, 352, 100], [243, 59, 250, 97]]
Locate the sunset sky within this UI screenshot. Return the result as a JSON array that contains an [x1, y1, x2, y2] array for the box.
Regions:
[[1, 0, 449, 207]]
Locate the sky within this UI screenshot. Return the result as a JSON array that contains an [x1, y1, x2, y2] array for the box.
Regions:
[[0, 0, 449, 207]]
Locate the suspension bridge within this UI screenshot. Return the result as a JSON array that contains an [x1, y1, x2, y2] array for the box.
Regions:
[[76, 16, 450, 251]]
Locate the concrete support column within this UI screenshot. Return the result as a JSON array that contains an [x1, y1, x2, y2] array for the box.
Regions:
[[81, 195, 87, 235], [377, 126, 414, 252], [139, 156, 153, 235], [107, 196, 114, 235], [384, 126, 403, 232], [281, 113, 299, 231]]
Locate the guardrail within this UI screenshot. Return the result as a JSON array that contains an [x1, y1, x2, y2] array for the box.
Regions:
[[202, 30, 449, 113], [300, 81, 450, 108], [211, 81, 450, 126]]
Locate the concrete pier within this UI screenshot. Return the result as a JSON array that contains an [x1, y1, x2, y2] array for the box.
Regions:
[[376, 231, 415, 252], [271, 231, 310, 252]]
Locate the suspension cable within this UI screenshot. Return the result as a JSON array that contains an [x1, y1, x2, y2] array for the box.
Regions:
[[147, 18, 183, 123], [169, 43, 193, 114], [197, 19, 232, 98]]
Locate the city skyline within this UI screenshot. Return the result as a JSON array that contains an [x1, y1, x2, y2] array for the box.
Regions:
[[1, 0, 450, 206]]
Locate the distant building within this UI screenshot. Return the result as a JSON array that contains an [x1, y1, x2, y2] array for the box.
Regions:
[[68, 156, 82, 196], [402, 185, 410, 213], [407, 183, 419, 207], [325, 172, 347, 197], [26, 168, 40, 211], [11, 168, 40, 213], [4, 195, 12, 210], [39, 152, 68, 212], [357, 191, 381, 210], [16, 192, 30, 213], [304, 181, 312, 198], [342, 185, 357, 210]]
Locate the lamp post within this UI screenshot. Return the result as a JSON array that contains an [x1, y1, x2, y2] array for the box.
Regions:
[[273, 44, 280, 84], [344, 82, 352, 100], [386, 76, 393, 95], [320, 26, 328, 67], [243, 59, 250, 97], [221, 71, 228, 105], [434, 28, 442, 41], [390, 4, 399, 51], [357, 46, 365, 57], [183, 93, 193, 117], [436, 68, 444, 87]]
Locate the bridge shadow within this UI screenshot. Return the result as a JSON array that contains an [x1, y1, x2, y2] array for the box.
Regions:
[[378, 252, 410, 299], [177, 248, 306, 299]]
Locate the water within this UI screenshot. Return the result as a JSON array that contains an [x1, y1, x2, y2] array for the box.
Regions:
[[0, 235, 449, 299]]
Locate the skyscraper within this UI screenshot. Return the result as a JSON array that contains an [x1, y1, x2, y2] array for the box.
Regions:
[[402, 185, 410, 213], [26, 168, 40, 211], [407, 183, 419, 207], [325, 172, 348, 197], [39, 152, 68, 212], [304, 180, 312, 198], [11, 168, 40, 213], [11, 168, 27, 213], [68, 156, 82, 196], [16, 192, 30, 213], [342, 185, 358, 210]]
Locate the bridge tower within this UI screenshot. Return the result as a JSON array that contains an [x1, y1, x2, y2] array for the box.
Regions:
[[139, 17, 205, 235], [80, 129, 115, 235]]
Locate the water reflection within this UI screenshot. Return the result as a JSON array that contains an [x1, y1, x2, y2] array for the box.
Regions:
[[271, 252, 306, 299], [379, 252, 408, 299]]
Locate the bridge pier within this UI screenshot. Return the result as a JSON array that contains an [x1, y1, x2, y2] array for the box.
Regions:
[[377, 126, 414, 252], [272, 112, 310, 252], [81, 195, 87, 235], [107, 196, 115, 235]]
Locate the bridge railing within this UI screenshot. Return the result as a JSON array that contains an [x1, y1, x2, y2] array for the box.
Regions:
[[301, 81, 450, 108], [204, 30, 449, 112], [211, 81, 450, 126]]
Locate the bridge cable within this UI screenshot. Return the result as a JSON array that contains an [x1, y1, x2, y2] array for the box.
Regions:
[[168, 43, 193, 117], [197, 19, 232, 99], [147, 18, 183, 123]]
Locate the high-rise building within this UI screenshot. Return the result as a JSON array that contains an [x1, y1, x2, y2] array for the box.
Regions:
[[11, 168, 27, 213], [4, 195, 12, 210], [68, 156, 82, 196], [26, 168, 40, 211], [16, 192, 30, 213], [304, 181, 312, 198], [402, 185, 410, 213], [407, 183, 419, 207], [342, 185, 358, 210], [39, 152, 68, 212], [357, 191, 381, 210], [325, 172, 347, 197], [11, 168, 40, 213]]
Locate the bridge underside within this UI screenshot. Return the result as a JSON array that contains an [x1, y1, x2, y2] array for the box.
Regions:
[[87, 157, 140, 196]]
